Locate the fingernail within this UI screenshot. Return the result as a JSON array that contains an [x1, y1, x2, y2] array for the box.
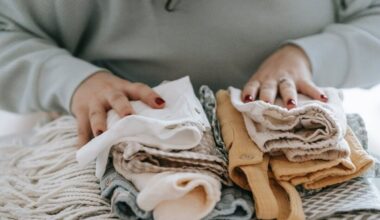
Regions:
[[320, 94, 328, 102], [287, 99, 296, 107], [155, 97, 165, 105], [244, 95, 254, 103], [96, 130, 103, 136]]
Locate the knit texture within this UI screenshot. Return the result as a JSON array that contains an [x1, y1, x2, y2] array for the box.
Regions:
[[0, 116, 116, 219], [229, 87, 349, 162], [0, 95, 378, 219], [302, 177, 380, 219]]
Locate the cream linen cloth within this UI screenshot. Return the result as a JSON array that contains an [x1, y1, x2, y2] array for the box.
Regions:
[[76, 76, 210, 178], [229, 87, 349, 162], [113, 150, 222, 220]]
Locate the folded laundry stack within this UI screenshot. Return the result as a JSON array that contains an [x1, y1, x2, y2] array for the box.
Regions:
[[270, 127, 374, 189], [216, 89, 375, 220], [217, 90, 302, 220], [229, 87, 349, 162], [98, 85, 254, 220], [77, 77, 232, 220], [110, 130, 228, 184]]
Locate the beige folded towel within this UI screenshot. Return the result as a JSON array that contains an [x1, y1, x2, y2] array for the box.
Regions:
[[229, 87, 349, 162], [270, 127, 374, 189], [110, 131, 229, 184]]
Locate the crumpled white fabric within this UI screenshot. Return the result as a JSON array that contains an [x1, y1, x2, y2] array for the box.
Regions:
[[127, 172, 222, 220], [229, 87, 349, 162], [76, 76, 210, 178]]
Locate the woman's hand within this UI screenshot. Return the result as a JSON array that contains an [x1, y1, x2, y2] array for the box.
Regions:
[[71, 72, 166, 147], [242, 45, 328, 108]]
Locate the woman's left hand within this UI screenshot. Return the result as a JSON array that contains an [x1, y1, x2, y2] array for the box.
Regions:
[[242, 44, 328, 109]]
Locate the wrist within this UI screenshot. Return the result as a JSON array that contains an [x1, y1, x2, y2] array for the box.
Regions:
[[282, 44, 312, 73]]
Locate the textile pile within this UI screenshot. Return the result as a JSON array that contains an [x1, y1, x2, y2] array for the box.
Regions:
[[0, 76, 379, 220]]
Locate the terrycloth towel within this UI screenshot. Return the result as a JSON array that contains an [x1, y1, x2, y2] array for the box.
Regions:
[[229, 87, 349, 162], [76, 76, 210, 178], [110, 131, 229, 184], [100, 164, 152, 220], [270, 127, 375, 189], [216, 90, 304, 220], [112, 158, 222, 220]]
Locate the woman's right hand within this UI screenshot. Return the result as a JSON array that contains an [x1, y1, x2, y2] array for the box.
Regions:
[[71, 72, 166, 147]]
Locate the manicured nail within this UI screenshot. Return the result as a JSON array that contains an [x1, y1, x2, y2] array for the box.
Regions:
[[96, 130, 103, 136], [155, 97, 165, 105], [287, 99, 296, 107], [244, 95, 254, 103], [320, 94, 328, 102]]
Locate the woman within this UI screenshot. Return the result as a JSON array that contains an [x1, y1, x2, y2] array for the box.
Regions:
[[0, 0, 379, 146]]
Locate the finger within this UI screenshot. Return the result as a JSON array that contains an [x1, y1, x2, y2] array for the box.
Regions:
[[278, 77, 297, 109], [76, 110, 92, 148], [106, 91, 135, 117], [242, 80, 260, 103], [259, 80, 277, 104], [88, 102, 107, 137], [125, 82, 165, 108], [297, 80, 328, 102]]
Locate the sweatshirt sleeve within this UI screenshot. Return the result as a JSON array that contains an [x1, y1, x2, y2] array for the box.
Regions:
[[0, 8, 106, 114], [290, 0, 380, 88]]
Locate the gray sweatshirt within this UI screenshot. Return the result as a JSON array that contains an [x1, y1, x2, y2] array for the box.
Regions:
[[0, 0, 379, 114]]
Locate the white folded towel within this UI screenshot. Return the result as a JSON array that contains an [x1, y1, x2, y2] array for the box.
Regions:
[[127, 172, 222, 220], [76, 76, 211, 178], [229, 87, 349, 162]]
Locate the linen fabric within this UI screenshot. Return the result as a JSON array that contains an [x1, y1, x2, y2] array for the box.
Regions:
[[110, 135, 229, 184], [216, 90, 304, 220], [271, 127, 375, 189], [229, 86, 348, 162], [77, 76, 210, 178], [110, 166, 222, 220]]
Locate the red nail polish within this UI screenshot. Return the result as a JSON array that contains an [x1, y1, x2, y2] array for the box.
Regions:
[[244, 95, 254, 103], [287, 99, 296, 106], [155, 97, 165, 105], [96, 130, 103, 136], [320, 94, 328, 102]]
